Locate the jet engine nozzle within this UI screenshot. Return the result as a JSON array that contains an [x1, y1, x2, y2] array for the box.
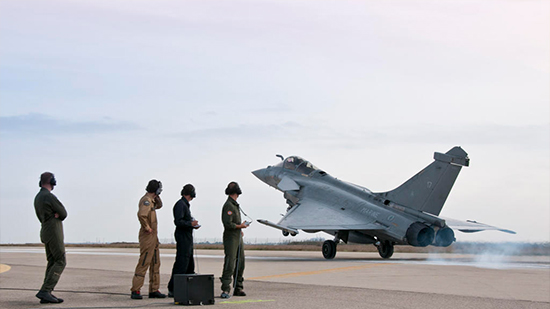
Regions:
[[406, 222, 435, 247], [433, 227, 455, 247]]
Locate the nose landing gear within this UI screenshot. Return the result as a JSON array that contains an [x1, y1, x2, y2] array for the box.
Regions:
[[282, 230, 297, 237]]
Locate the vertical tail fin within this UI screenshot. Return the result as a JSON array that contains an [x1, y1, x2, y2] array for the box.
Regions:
[[378, 147, 469, 216]]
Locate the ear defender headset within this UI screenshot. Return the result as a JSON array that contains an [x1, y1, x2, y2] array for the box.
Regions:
[[39, 172, 56, 187], [181, 184, 196, 198], [225, 181, 242, 195], [156, 181, 163, 195]]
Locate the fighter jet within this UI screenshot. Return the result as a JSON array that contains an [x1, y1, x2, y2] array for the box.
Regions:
[[252, 147, 515, 259]]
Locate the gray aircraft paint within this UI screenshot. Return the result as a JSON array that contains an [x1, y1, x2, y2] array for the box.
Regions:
[[252, 147, 515, 259]]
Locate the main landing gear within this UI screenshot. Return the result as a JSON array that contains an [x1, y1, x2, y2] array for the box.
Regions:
[[322, 239, 338, 259], [376, 240, 394, 259], [321, 238, 394, 260]]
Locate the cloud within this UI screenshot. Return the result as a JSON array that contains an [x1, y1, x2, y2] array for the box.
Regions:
[[0, 113, 142, 137], [166, 121, 300, 142], [166, 122, 549, 151]]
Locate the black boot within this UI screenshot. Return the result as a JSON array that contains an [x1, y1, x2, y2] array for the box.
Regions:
[[131, 291, 143, 299], [36, 290, 61, 303], [233, 290, 247, 297], [51, 294, 64, 303], [149, 290, 166, 298]]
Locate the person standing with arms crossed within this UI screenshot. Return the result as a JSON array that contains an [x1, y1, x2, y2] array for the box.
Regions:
[[167, 184, 200, 297], [34, 172, 67, 304], [220, 182, 249, 298], [130, 179, 166, 299]]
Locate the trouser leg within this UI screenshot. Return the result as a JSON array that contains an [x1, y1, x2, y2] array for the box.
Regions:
[[41, 245, 54, 290], [234, 240, 245, 291], [186, 254, 195, 274], [168, 234, 191, 292], [167, 253, 193, 292], [149, 243, 161, 292], [220, 236, 239, 292], [220, 254, 235, 292], [40, 239, 66, 292], [167, 255, 194, 291], [131, 242, 155, 292]]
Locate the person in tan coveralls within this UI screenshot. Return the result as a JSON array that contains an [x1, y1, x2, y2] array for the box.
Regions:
[[130, 179, 166, 299]]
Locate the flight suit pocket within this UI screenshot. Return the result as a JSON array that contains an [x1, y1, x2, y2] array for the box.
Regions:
[[141, 252, 149, 266]]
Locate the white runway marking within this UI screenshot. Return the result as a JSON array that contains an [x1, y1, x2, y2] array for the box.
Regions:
[[0, 248, 306, 260]]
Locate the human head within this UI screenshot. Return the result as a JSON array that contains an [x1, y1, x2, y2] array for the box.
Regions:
[[225, 181, 242, 196], [39, 172, 56, 189], [146, 179, 162, 195], [181, 184, 196, 199]]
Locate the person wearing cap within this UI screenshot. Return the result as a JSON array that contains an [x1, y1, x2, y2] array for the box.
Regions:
[[130, 179, 166, 299], [34, 172, 67, 304], [220, 181, 248, 298], [167, 184, 200, 297]]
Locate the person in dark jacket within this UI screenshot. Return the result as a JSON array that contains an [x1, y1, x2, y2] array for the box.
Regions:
[[167, 184, 200, 297], [34, 172, 67, 304]]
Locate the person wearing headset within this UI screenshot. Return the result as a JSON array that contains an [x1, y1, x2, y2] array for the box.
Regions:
[[34, 172, 68, 304], [220, 181, 249, 298], [167, 184, 200, 297], [130, 179, 166, 299]]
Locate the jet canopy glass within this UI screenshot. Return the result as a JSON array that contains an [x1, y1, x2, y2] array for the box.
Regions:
[[278, 156, 320, 175]]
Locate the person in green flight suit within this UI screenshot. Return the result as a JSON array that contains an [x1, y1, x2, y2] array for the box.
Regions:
[[220, 182, 249, 298], [34, 172, 67, 304]]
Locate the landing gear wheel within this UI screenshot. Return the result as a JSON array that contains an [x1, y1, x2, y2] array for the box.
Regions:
[[282, 230, 289, 237], [377, 240, 394, 259], [322, 240, 337, 259], [290, 232, 297, 237]]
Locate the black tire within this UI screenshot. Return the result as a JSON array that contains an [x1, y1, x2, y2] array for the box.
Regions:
[[377, 240, 394, 259], [322, 240, 337, 259]]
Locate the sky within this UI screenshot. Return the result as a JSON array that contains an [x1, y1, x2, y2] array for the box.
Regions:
[[0, 0, 548, 245]]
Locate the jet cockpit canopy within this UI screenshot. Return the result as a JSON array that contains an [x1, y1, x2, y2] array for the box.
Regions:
[[277, 156, 320, 175]]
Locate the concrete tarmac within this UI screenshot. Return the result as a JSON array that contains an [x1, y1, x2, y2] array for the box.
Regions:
[[0, 246, 549, 308]]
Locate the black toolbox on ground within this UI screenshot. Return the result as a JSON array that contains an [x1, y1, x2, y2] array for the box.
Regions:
[[174, 274, 215, 306]]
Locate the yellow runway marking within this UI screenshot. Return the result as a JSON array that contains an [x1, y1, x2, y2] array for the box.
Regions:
[[248, 263, 384, 280], [0, 264, 11, 274]]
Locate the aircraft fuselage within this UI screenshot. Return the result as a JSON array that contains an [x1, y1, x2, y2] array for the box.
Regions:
[[254, 163, 435, 246]]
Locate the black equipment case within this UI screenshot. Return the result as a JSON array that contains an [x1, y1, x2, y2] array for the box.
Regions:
[[174, 274, 215, 306]]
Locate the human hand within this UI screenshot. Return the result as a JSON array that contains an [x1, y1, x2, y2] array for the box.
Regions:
[[54, 213, 59, 219], [238, 221, 249, 229], [154, 196, 163, 209]]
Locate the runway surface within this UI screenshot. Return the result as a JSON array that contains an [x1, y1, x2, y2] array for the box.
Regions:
[[0, 246, 549, 308]]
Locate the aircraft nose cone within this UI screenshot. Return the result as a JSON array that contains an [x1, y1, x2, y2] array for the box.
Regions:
[[252, 168, 267, 181]]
